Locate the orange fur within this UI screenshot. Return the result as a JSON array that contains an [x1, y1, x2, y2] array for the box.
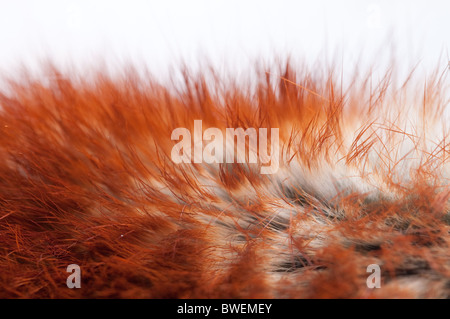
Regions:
[[0, 61, 448, 298]]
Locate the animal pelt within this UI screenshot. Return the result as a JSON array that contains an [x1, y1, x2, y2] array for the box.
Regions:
[[0, 61, 448, 298]]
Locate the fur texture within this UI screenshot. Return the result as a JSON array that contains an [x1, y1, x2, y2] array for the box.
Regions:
[[0, 61, 449, 298]]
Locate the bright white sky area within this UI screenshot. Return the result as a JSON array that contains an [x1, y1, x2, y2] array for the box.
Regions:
[[0, 0, 448, 81]]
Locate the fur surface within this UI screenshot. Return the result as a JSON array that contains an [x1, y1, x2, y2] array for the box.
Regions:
[[0, 61, 449, 298]]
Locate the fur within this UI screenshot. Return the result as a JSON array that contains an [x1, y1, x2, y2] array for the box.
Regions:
[[0, 61, 449, 298]]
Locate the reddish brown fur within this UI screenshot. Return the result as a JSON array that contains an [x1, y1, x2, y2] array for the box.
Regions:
[[0, 61, 448, 298]]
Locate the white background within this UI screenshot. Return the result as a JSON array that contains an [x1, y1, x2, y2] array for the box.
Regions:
[[0, 0, 448, 79]]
